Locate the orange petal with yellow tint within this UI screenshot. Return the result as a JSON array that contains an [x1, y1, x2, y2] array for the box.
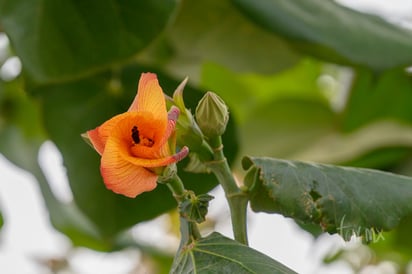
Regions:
[[126, 146, 189, 167], [101, 147, 158, 198], [86, 112, 131, 155], [103, 125, 189, 168], [128, 73, 167, 120]]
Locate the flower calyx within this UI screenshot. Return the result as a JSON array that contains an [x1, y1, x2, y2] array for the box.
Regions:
[[179, 192, 214, 224]]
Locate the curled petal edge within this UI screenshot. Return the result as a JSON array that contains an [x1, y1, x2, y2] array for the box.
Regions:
[[123, 146, 189, 168]]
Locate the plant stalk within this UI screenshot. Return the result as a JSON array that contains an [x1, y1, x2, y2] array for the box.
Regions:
[[207, 136, 249, 245], [163, 171, 201, 240]]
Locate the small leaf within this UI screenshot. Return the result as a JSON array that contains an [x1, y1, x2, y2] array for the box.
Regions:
[[179, 193, 214, 224], [171, 232, 296, 274], [233, 0, 412, 70], [242, 157, 412, 241]]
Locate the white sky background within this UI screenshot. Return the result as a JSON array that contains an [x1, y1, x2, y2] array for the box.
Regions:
[[1, 1, 412, 273]]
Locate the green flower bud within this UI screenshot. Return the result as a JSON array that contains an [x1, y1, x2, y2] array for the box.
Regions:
[[195, 92, 229, 139]]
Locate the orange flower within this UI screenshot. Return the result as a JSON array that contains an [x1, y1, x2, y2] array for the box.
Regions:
[[84, 73, 189, 198]]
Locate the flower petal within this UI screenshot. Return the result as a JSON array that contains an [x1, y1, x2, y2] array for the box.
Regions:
[[106, 131, 188, 167], [86, 112, 131, 155], [101, 147, 158, 198], [125, 146, 189, 168], [156, 110, 179, 156], [128, 73, 167, 123]]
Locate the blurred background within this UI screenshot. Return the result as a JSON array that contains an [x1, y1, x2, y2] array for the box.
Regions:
[[1, 0, 412, 273]]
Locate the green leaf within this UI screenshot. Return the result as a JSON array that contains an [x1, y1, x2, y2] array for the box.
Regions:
[[171, 232, 296, 274], [0, 78, 105, 249], [329, 68, 412, 169], [242, 157, 412, 241], [201, 60, 325, 123], [32, 65, 239, 239], [233, 0, 412, 71], [343, 69, 412, 132], [241, 98, 335, 159], [179, 193, 214, 224], [201, 60, 340, 166], [294, 120, 412, 166], [0, 207, 3, 230], [367, 215, 412, 269], [0, 0, 176, 83], [0, 78, 45, 170], [138, 0, 299, 82]]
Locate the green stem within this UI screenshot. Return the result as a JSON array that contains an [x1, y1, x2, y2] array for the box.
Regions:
[[163, 170, 201, 241], [207, 136, 249, 245]]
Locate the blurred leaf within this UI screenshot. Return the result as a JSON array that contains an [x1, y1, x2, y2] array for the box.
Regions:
[[241, 98, 335, 160], [201, 59, 325, 123], [294, 120, 412, 166], [0, 208, 3, 229], [242, 157, 412, 241], [0, 78, 107, 249], [233, 0, 412, 71], [33, 163, 107, 250], [32, 65, 238, 239], [328, 69, 412, 170], [201, 60, 337, 167], [171, 232, 296, 273], [387, 214, 412, 258], [368, 215, 412, 269], [114, 232, 175, 272], [138, 0, 299, 82], [0, 0, 176, 83], [343, 69, 412, 131], [393, 156, 412, 177], [0, 78, 45, 170]]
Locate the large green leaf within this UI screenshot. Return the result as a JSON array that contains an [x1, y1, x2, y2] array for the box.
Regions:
[[233, 0, 412, 71], [200, 59, 325, 123], [138, 0, 299, 82], [241, 98, 335, 160], [201, 60, 336, 164], [33, 65, 238, 239], [365, 216, 412, 270], [343, 69, 412, 132], [242, 157, 412, 241], [0, 77, 45, 170], [0, 0, 176, 83], [333, 68, 412, 169], [171, 232, 296, 274], [294, 120, 412, 166], [0, 78, 106, 249]]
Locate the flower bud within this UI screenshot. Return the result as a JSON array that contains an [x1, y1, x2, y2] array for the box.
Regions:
[[195, 92, 229, 139]]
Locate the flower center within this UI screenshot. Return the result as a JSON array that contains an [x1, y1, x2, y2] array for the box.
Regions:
[[131, 125, 154, 147], [131, 126, 140, 143]]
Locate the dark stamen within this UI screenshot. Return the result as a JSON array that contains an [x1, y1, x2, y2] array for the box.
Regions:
[[131, 126, 140, 144]]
